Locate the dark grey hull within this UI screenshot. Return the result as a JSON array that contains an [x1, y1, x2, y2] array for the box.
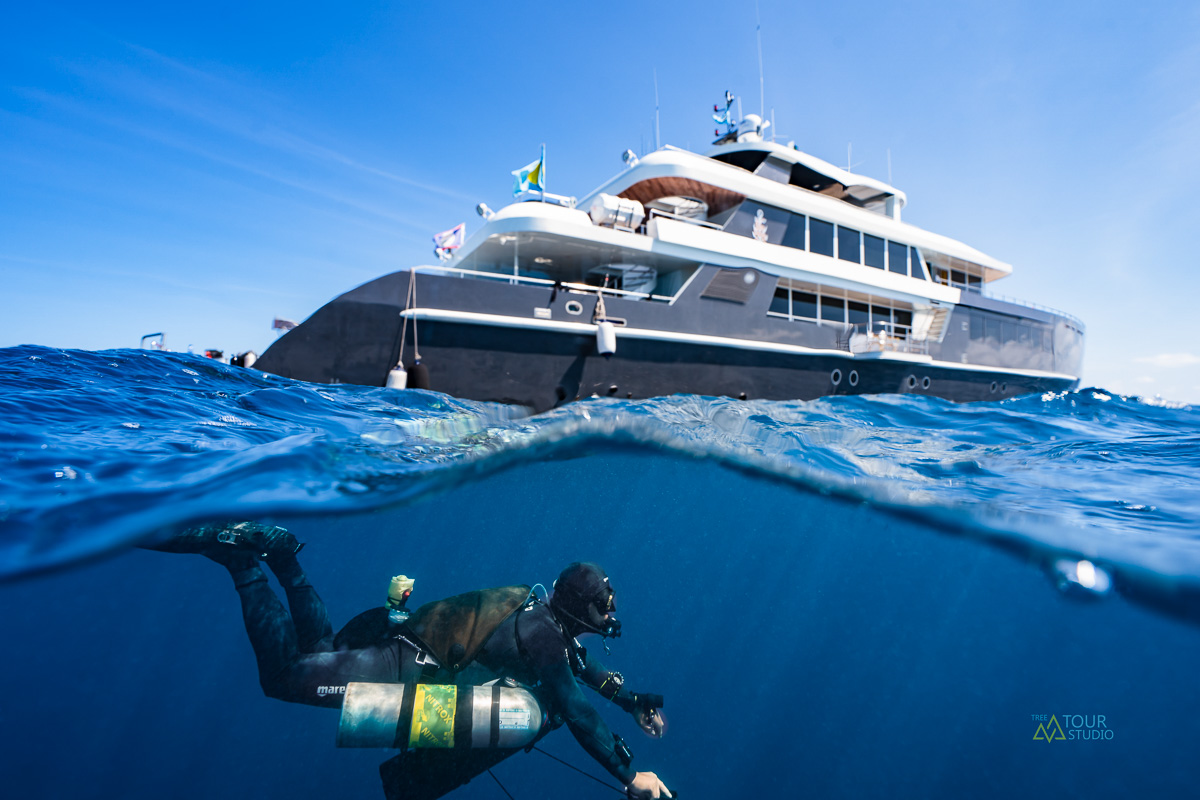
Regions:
[[256, 268, 1081, 413]]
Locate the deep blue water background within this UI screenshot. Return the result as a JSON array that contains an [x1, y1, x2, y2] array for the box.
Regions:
[[3, 345, 1200, 798]]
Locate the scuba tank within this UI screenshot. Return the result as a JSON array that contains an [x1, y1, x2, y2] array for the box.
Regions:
[[337, 681, 545, 750]]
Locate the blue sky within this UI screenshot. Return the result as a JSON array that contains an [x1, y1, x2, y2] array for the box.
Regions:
[[3, 1, 1199, 400]]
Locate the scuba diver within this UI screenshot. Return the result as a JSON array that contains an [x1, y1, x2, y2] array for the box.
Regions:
[[148, 522, 674, 800]]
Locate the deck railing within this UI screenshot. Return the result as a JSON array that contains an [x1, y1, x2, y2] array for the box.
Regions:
[[837, 323, 929, 356], [415, 265, 675, 302]]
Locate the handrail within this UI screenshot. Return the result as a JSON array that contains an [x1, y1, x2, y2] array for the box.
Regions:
[[838, 323, 928, 355], [646, 208, 724, 230], [413, 265, 674, 302], [982, 292, 1086, 331]]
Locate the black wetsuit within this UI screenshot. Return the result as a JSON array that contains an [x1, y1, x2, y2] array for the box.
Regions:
[[227, 556, 637, 784]]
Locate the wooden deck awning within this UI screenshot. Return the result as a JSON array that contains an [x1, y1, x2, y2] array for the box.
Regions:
[[618, 178, 745, 217]]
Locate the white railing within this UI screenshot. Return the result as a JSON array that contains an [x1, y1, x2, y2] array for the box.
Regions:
[[839, 323, 929, 355], [415, 265, 675, 302], [982, 292, 1086, 330]]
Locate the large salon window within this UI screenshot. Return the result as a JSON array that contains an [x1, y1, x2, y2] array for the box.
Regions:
[[770, 288, 790, 315], [820, 296, 846, 323], [723, 201, 790, 245], [888, 241, 908, 275], [809, 218, 834, 257], [848, 301, 869, 326], [793, 291, 818, 319], [911, 248, 928, 279], [837, 226, 861, 264], [781, 214, 807, 250], [864, 234, 885, 269]]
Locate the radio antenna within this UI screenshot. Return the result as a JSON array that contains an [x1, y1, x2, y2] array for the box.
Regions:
[[654, 68, 661, 151], [756, 1, 765, 119]]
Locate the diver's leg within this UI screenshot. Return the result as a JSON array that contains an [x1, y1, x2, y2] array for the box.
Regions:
[[221, 552, 302, 691], [267, 553, 334, 653]]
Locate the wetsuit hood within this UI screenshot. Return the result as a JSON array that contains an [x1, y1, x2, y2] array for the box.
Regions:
[[550, 562, 619, 638]]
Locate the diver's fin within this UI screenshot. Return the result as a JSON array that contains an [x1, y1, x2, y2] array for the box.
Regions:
[[378, 748, 520, 800]]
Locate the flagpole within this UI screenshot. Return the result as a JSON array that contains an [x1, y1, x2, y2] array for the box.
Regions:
[[540, 143, 546, 203]]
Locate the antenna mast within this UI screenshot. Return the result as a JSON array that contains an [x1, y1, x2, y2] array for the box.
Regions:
[[654, 68, 661, 151], [756, 1, 765, 119]]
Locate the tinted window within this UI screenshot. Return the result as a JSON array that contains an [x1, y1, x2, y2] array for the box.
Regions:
[[864, 234, 885, 269], [794, 292, 818, 319], [820, 296, 845, 323], [911, 247, 926, 279], [848, 301, 869, 325], [754, 156, 791, 184], [894, 309, 913, 329], [888, 241, 908, 275], [770, 288, 789, 315], [810, 219, 834, 256], [781, 214, 807, 250], [984, 318, 1000, 340], [722, 201, 791, 245], [838, 226, 861, 263], [871, 305, 891, 327], [970, 316, 983, 339]]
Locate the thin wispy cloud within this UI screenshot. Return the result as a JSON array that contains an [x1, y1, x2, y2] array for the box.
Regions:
[[91, 43, 476, 203], [1136, 353, 1200, 368], [11, 87, 440, 235]]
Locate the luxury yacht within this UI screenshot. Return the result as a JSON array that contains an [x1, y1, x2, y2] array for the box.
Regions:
[[256, 104, 1084, 412]]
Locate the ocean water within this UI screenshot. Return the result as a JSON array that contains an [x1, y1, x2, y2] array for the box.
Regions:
[[2, 344, 1199, 798]]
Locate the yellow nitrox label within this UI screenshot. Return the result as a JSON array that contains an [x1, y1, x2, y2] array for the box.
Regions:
[[409, 684, 457, 748]]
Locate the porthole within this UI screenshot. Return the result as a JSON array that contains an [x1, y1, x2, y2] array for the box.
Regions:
[[848, 370, 859, 387], [1000, 382, 1008, 393], [990, 381, 998, 393], [906, 375, 917, 389], [921, 376, 931, 390], [831, 369, 842, 386], [565, 300, 583, 315]]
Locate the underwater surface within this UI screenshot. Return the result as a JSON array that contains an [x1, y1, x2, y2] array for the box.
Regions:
[[2, 344, 1199, 798]]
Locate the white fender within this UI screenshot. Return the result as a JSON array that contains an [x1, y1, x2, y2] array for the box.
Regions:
[[386, 365, 408, 390], [596, 321, 617, 358]]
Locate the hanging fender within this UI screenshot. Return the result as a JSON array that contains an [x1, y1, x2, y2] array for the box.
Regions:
[[596, 321, 617, 358]]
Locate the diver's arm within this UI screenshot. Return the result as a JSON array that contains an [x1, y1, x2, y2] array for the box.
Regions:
[[578, 653, 664, 734], [539, 659, 637, 784]]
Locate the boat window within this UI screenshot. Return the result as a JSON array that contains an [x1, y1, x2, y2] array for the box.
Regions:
[[837, 226, 861, 264], [887, 241, 908, 275], [789, 162, 843, 194], [984, 318, 1001, 340], [967, 274, 982, 292], [911, 248, 928, 280], [713, 150, 769, 173], [820, 296, 846, 323], [771, 288, 790, 315], [794, 291, 818, 319], [970, 315, 983, 339], [809, 219, 834, 257], [781, 214, 807, 251], [767, 281, 914, 337], [848, 301, 869, 325], [754, 156, 792, 184], [864, 235, 885, 269], [951, 270, 966, 287], [723, 201, 791, 245]]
